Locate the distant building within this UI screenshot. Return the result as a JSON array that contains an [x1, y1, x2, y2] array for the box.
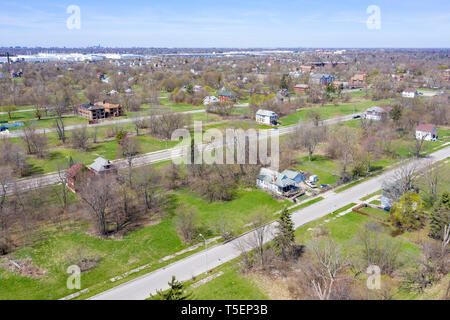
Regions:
[[299, 65, 313, 73], [392, 73, 407, 81], [415, 124, 438, 141], [76, 101, 123, 120], [402, 88, 418, 98], [350, 73, 366, 87], [203, 96, 219, 105], [363, 105, 392, 121], [255, 109, 278, 125], [309, 73, 334, 86], [294, 84, 309, 94], [218, 88, 237, 103]]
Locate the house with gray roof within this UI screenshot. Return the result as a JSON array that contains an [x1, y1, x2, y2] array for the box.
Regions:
[[88, 157, 117, 175], [257, 168, 304, 197]]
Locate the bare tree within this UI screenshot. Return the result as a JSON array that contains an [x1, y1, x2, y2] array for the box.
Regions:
[[78, 175, 117, 236], [296, 120, 326, 161], [174, 205, 200, 243], [71, 126, 90, 151], [118, 136, 141, 187], [20, 122, 48, 158], [423, 160, 440, 203], [53, 105, 68, 144], [297, 239, 349, 300]]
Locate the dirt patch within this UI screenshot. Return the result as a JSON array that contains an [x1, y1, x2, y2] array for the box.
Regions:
[[0, 257, 47, 279]]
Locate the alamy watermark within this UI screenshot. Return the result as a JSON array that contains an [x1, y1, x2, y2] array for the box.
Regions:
[[66, 265, 81, 290], [171, 121, 279, 171], [366, 5, 381, 30], [366, 264, 381, 290], [66, 5, 81, 30]]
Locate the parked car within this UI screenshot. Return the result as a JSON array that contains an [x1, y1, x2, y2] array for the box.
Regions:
[[304, 180, 317, 188], [353, 115, 361, 119]]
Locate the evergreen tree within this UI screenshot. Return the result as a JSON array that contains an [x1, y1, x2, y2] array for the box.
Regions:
[[152, 276, 192, 300], [274, 207, 295, 260], [280, 74, 289, 90], [429, 192, 450, 240]]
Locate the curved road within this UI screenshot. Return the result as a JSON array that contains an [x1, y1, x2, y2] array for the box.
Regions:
[[89, 145, 450, 300]]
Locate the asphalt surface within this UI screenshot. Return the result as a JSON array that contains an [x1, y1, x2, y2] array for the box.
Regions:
[[8, 113, 359, 193], [89, 145, 450, 300]]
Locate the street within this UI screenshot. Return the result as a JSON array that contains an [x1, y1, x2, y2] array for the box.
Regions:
[[89, 145, 450, 300]]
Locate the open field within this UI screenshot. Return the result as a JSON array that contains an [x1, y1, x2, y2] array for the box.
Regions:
[[279, 99, 394, 126], [0, 185, 288, 300]]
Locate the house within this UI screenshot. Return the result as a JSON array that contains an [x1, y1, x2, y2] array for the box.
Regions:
[[193, 85, 203, 93], [65, 163, 89, 193], [88, 157, 117, 175], [392, 73, 407, 81], [256, 109, 278, 125], [309, 73, 334, 86], [256, 168, 304, 197], [363, 105, 392, 121], [281, 169, 305, 186], [402, 88, 418, 98], [299, 65, 313, 73], [76, 101, 123, 120], [350, 73, 366, 88], [381, 180, 418, 210], [275, 89, 290, 102], [331, 81, 345, 90], [294, 84, 309, 94], [203, 96, 219, 105], [218, 89, 237, 103], [415, 124, 438, 141]]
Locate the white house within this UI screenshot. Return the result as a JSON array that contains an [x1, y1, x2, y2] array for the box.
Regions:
[[256, 168, 304, 196], [363, 105, 392, 121], [415, 124, 438, 141], [402, 88, 418, 98], [255, 109, 278, 125], [203, 96, 219, 105]]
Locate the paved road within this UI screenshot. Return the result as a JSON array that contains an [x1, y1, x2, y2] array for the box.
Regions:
[[90, 145, 450, 300], [8, 113, 359, 193], [6, 109, 206, 138], [0, 108, 35, 115]]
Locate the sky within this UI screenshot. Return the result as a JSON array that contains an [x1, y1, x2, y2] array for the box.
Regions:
[[0, 0, 449, 48]]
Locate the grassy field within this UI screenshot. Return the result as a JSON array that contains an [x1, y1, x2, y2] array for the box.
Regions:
[[188, 263, 268, 300], [279, 99, 394, 126], [0, 185, 288, 300], [172, 188, 290, 235], [294, 154, 339, 185]]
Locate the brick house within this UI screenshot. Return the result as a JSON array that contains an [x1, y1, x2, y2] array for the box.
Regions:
[[65, 164, 90, 193], [218, 89, 237, 103], [76, 101, 124, 120], [350, 73, 366, 87], [294, 84, 309, 94]]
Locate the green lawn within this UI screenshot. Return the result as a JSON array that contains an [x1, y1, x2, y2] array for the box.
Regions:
[[189, 263, 268, 300], [172, 188, 290, 234], [0, 217, 190, 300], [279, 99, 394, 126], [295, 154, 339, 185], [0, 184, 289, 300]]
